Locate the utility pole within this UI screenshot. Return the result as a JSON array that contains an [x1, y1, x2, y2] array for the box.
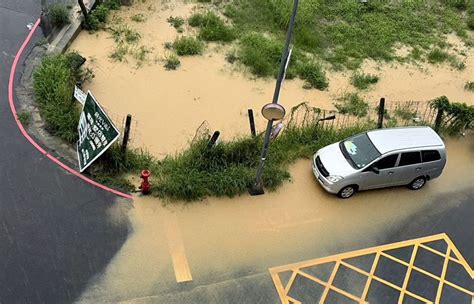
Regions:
[[40, 0, 52, 37], [249, 0, 299, 196], [78, 0, 89, 21]]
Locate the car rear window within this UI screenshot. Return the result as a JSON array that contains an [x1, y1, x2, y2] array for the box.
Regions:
[[399, 152, 421, 166], [422, 150, 441, 162]]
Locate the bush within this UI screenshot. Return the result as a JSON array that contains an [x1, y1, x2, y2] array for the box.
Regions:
[[33, 54, 83, 143], [351, 72, 379, 90], [334, 93, 369, 118], [173, 37, 205, 56], [167, 16, 185, 29], [238, 33, 285, 77], [49, 4, 70, 27], [298, 61, 329, 90], [431, 96, 474, 134], [427, 48, 450, 63], [164, 54, 181, 70], [468, 15, 474, 30], [188, 12, 236, 42], [464, 81, 474, 91]]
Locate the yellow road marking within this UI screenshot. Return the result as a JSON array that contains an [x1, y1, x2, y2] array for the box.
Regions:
[[269, 234, 473, 304], [163, 212, 192, 283]]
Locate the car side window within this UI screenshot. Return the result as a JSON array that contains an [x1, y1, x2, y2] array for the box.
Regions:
[[399, 151, 421, 166], [374, 154, 398, 170], [422, 150, 441, 162]]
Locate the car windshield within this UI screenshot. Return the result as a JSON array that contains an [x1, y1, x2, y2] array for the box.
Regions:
[[340, 133, 381, 169]]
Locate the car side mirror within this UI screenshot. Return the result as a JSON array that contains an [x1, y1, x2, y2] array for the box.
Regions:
[[372, 166, 380, 174]]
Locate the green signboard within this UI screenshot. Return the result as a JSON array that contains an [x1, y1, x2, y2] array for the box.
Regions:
[[77, 92, 120, 172]]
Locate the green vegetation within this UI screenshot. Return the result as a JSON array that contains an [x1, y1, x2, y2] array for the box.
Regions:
[[173, 37, 205, 56], [49, 4, 70, 27], [17, 111, 31, 126], [298, 61, 328, 90], [465, 81, 474, 91], [351, 73, 379, 90], [85, 0, 122, 31], [111, 25, 141, 44], [164, 54, 181, 70], [131, 13, 146, 22], [167, 16, 185, 31], [334, 93, 369, 118], [394, 107, 417, 121], [427, 48, 450, 64], [430, 96, 474, 135], [188, 12, 236, 42], [33, 53, 88, 143], [109, 44, 129, 62]]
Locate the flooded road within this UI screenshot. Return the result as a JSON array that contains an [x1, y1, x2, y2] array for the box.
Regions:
[[77, 136, 473, 302]]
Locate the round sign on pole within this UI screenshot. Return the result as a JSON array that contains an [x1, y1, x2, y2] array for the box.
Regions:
[[261, 103, 286, 121]]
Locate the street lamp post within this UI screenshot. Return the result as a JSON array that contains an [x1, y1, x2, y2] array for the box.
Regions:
[[249, 0, 300, 196]]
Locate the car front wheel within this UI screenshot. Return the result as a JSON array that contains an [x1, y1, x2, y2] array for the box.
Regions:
[[338, 185, 356, 199]]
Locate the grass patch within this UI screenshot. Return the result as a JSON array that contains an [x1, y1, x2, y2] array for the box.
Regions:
[[351, 73, 379, 90], [173, 36, 205, 56], [17, 111, 31, 126], [164, 53, 181, 70], [49, 4, 70, 27], [465, 81, 474, 91], [109, 44, 129, 62], [221, 0, 471, 71], [334, 93, 369, 118], [298, 61, 329, 90], [167, 16, 185, 30], [131, 13, 146, 22], [427, 48, 450, 63], [188, 11, 236, 42], [394, 106, 417, 121], [111, 25, 141, 44], [33, 53, 87, 143]]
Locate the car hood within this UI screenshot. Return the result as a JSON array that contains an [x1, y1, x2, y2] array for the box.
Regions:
[[317, 143, 357, 175]]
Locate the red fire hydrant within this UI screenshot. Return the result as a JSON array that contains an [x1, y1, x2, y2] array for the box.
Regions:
[[139, 169, 151, 195]]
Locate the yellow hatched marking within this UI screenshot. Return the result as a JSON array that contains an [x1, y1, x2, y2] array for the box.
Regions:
[[269, 234, 473, 304]]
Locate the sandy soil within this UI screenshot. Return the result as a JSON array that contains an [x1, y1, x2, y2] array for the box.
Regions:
[[70, 1, 474, 157], [76, 136, 473, 302]]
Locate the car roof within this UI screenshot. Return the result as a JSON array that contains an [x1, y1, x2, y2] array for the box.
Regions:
[[366, 127, 444, 154]]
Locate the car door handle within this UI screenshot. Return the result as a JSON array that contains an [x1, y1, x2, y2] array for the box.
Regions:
[[416, 167, 422, 171], [388, 171, 394, 175]]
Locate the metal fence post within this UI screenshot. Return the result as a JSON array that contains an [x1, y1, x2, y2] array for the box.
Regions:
[[248, 109, 256, 137], [434, 108, 444, 133], [121, 114, 132, 153], [377, 98, 385, 129]]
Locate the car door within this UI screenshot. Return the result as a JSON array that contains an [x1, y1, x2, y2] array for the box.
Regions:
[[359, 154, 399, 190], [393, 151, 423, 185]]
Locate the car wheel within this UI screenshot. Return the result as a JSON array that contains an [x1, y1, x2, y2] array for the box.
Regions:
[[338, 185, 356, 199], [408, 176, 426, 190]]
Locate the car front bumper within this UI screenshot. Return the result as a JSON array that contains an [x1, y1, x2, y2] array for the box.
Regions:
[[312, 159, 338, 194]]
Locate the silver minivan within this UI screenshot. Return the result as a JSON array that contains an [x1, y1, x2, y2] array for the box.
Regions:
[[312, 127, 446, 198]]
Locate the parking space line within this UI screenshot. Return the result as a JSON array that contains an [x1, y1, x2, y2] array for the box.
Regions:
[[269, 234, 473, 304]]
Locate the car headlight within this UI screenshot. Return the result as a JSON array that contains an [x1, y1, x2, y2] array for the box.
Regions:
[[327, 175, 344, 183]]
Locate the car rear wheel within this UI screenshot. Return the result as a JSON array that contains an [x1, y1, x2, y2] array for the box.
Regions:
[[408, 176, 426, 190], [338, 185, 356, 199]]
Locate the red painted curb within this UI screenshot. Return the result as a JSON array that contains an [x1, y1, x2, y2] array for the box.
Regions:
[[8, 19, 133, 200]]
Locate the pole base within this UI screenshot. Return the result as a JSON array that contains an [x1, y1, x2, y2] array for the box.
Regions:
[[249, 183, 265, 196]]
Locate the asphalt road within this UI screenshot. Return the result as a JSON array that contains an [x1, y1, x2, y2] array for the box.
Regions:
[[0, 2, 129, 303]]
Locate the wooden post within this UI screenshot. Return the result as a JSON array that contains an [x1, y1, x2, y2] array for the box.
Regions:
[[377, 97, 385, 129], [207, 131, 220, 148], [78, 0, 89, 21], [121, 114, 132, 153], [434, 108, 444, 133], [248, 109, 256, 137]]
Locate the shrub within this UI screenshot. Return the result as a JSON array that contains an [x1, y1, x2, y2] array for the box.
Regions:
[[334, 93, 369, 118], [131, 13, 146, 22], [173, 37, 204, 55], [427, 48, 450, 63], [238, 33, 285, 77], [164, 54, 181, 70], [33, 54, 83, 143], [351, 72, 379, 90], [49, 4, 70, 27], [431, 96, 474, 134], [167, 16, 185, 29], [464, 81, 474, 91], [188, 12, 236, 42], [468, 15, 474, 30], [297, 61, 329, 90], [92, 5, 109, 23]]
